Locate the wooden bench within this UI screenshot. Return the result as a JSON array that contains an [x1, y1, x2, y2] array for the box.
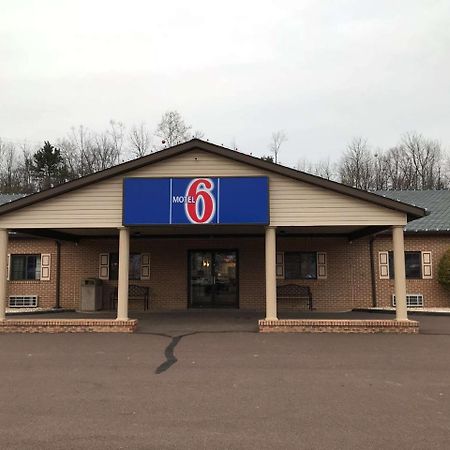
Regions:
[[110, 285, 150, 311], [277, 284, 313, 311]]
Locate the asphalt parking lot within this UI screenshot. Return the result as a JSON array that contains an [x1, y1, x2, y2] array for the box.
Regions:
[[1, 312, 450, 449]]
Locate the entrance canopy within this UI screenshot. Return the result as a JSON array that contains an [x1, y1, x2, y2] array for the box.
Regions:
[[0, 139, 426, 326], [0, 139, 424, 236]]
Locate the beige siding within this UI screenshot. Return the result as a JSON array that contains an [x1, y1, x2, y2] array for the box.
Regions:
[[0, 149, 406, 228]]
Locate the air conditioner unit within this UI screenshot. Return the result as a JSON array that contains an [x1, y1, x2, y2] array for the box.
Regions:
[[392, 294, 424, 308], [8, 295, 38, 308]]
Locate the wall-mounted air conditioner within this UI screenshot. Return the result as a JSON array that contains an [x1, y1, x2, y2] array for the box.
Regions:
[[392, 294, 424, 308], [8, 295, 38, 308]]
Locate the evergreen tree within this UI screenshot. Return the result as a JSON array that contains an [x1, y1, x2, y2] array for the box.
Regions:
[[33, 141, 67, 190]]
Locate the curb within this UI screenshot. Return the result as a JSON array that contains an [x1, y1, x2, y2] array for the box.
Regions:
[[352, 308, 450, 317]]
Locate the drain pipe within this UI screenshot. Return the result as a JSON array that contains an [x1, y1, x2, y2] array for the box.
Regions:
[[55, 240, 61, 309], [369, 236, 377, 307]]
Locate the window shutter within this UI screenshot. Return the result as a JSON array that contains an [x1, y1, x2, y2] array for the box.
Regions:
[[40, 253, 51, 281], [141, 253, 151, 280], [276, 252, 284, 279], [422, 251, 432, 279], [7, 253, 10, 280], [99, 253, 110, 280], [317, 252, 327, 279], [379, 251, 389, 279]]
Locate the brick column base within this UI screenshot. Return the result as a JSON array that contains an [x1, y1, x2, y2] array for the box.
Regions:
[[0, 318, 138, 333], [258, 319, 419, 334]]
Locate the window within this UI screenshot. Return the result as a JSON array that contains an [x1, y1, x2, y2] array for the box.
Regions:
[[10, 255, 41, 280], [109, 253, 141, 280], [388, 251, 421, 279], [284, 252, 317, 279]]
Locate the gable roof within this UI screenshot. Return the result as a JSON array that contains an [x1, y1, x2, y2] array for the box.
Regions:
[[377, 190, 450, 233], [0, 139, 425, 220]]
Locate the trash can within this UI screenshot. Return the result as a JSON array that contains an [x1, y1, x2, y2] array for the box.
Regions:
[[80, 278, 103, 311]]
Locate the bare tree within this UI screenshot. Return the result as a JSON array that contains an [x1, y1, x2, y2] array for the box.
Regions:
[[61, 125, 96, 177], [313, 158, 337, 180], [58, 136, 82, 179], [296, 158, 314, 174], [372, 150, 390, 190], [297, 157, 337, 180], [59, 122, 125, 176], [0, 139, 20, 193], [383, 146, 411, 190], [400, 132, 445, 189], [230, 137, 238, 150], [192, 129, 205, 139], [155, 111, 192, 148], [339, 137, 374, 190], [89, 131, 121, 172], [17, 142, 36, 193], [269, 130, 287, 164], [129, 123, 152, 158], [337, 133, 448, 191], [108, 120, 124, 163]]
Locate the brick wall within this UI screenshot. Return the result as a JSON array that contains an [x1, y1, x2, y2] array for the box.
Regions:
[[7, 232, 450, 312], [373, 234, 450, 308], [7, 238, 57, 309], [59, 237, 267, 311], [277, 236, 372, 311], [7, 235, 378, 313], [56, 235, 373, 312]]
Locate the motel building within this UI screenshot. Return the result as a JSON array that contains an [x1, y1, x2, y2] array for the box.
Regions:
[[0, 139, 425, 333]]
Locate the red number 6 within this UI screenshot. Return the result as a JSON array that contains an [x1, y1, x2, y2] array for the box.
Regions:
[[186, 178, 215, 223]]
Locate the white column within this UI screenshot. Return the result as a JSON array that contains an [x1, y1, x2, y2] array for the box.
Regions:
[[393, 225, 408, 321], [117, 227, 130, 321], [0, 229, 8, 321], [265, 226, 278, 320]]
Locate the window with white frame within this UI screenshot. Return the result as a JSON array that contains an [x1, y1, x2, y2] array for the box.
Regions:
[[379, 251, 432, 280], [276, 251, 327, 280], [98, 252, 151, 281], [10, 255, 41, 280], [388, 251, 421, 279]]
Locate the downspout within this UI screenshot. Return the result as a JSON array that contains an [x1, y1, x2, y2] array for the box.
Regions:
[[55, 240, 61, 309], [369, 236, 377, 307]]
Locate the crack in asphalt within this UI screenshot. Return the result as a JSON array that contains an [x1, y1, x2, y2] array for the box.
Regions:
[[155, 333, 194, 374], [145, 327, 450, 374], [141, 330, 256, 374]]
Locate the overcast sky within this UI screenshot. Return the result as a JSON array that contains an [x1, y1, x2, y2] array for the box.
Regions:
[[1, 0, 449, 166]]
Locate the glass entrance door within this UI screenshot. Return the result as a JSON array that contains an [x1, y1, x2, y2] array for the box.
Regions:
[[189, 251, 238, 308]]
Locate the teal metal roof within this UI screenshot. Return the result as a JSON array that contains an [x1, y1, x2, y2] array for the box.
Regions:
[[376, 190, 450, 233], [0, 194, 24, 205]]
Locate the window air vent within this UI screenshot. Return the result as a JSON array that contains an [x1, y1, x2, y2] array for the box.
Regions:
[[392, 294, 424, 308], [8, 295, 38, 308]]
